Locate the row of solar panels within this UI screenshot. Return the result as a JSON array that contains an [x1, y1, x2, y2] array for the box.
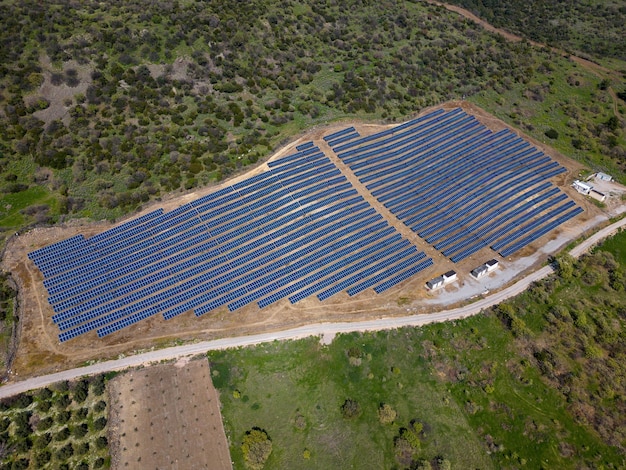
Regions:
[[30, 147, 434, 341], [331, 108, 583, 261]]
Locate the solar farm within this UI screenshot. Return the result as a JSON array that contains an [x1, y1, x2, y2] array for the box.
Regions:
[[27, 107, 585, 343]]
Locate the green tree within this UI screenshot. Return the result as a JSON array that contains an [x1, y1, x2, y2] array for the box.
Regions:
[[378, 403, 397, 424], [241, 428, 272, 470]]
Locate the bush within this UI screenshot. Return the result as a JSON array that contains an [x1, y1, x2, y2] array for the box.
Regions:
[[37, 400, 52, 412], [91, 375, 106, 396], [545, 128, 559, 139], [72, 379, 89, 403], [14, 394, 33, 409], [55, 394, 71, 410], [94, 400, 106, 413], [95, 436, 107, 450], [241, 428, 272, 470], [55, 442, 74, 460], [378, 403, 397, 424], [341, 399, 361, 419], [34, 450, 51, 467], [76, 407, 89, 419], [55, 426, 70, 441], [11, 458, 29, 470], [93, 416, 107, 431], [76, 442, 90, 455], [35, 432, 51, 449], [14, 437, 33, 453], [72, 423, 88, 439], [56, 409, 71, 424], [37, 416, 54, 431]]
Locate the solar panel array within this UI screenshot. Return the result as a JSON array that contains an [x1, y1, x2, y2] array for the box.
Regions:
[[29, 145, 432, 341], [331, 108, 583, 262]]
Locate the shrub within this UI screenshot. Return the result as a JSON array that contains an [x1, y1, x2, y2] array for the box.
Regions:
[[72, 423, 88, 439], [55, 442, 74, 460], [14, 394, 33, 409], [95, 436, 108, 450], [34, 450, 51, 467], [93, 416, 107, 431], [378, 403, 397, 424], [76, 442, 90, 455], [341, 399, 361, 419], [72, 379, 89, 403], [545, 128, 559, 139], [56, 409, 71, 424], [37, 400, 52, 412], [11, 458, 29, 470], [55, 426, 70, 441], [94, 400, 106, 413], [15, 437, 33, 453], [91, 375, 106, 396], [241, 428, 272, 470], [35, 432, 51, 449], [56, 394, 71, 410], [37, 416, 54, 431]]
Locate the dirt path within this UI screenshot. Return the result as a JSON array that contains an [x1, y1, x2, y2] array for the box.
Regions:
[[424, 0, 623, 120]]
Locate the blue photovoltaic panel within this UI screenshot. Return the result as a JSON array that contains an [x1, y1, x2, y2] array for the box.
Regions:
[[330, 108, 582, 263], [29, 144, 432, 342], [30, 107, 583, 342]]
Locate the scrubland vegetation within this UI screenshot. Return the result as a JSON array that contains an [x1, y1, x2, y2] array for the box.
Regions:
[[445, 0, 626, 62], [0, 0, 623, 232], [209, 229, 626, 469]]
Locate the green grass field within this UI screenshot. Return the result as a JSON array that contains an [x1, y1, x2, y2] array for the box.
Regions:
[[208, 230, 626, 469]]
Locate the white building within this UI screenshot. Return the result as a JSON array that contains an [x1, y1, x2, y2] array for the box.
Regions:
[[471, 260, 499, 280], [486, 259, 499, 272], [572, 180, 592, 195], [426, 270, 458, 290], [595, 172, 612, 182], [426, 276, 444, 290], [470, 265, 488, 279]]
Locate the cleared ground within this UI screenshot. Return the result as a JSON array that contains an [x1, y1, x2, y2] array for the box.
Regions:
[[1, 101, 618, 380], [108, 357, 231, 470]]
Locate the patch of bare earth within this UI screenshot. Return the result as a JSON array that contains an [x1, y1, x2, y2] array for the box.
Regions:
[[29, 56, 93, 126], [108, 358, 232, 470]]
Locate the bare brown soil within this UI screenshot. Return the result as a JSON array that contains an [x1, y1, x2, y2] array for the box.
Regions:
[[1, 101, 608, 381], [108, 357, 231, 470]]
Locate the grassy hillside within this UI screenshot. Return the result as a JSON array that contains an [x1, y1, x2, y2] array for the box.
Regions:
[[0, 0, 623, 233], [208, 228, 626, 469], [443, 0, 626, 62]]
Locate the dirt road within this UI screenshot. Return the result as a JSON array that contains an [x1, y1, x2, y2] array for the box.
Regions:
[[1, 215, 623, 399]]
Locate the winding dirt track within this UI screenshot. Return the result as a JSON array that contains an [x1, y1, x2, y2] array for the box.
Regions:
[[1, 216, 624, 399]]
